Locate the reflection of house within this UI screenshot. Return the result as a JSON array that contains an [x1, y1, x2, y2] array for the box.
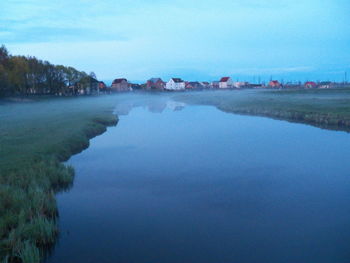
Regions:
[[111, 78, 130, 92], [166, 101, 186, 111], [304, 81, 317, 88], [146, 78, 165, 90], [165, 78, 186, 91], [268, 80, 281, 88], [148, 101, 167, 113], [113, 102, 134, 115], [186, 81, 203, 90], [219, 77, 233, 89]]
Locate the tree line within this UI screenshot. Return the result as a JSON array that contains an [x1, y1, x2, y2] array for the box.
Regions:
[[0, 45, 101, 97]]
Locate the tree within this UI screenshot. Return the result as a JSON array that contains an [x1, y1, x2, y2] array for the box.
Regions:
[[0, 45, 10, 96], [0, 44, 97, 96]]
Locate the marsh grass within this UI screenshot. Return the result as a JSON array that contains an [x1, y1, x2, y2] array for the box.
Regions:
[[2, 90, 350, 262], [176, 88, 350, 132], [0, 95, 119, 262], [16, 240, 40, 263]]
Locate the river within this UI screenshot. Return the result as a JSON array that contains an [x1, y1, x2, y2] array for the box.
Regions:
[[46, 95, 350, 263]]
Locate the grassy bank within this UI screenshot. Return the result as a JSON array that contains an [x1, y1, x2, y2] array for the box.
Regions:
[[1, 89, 350, 262], [0, 96, 118, 262], [176, 88, 350, 132]]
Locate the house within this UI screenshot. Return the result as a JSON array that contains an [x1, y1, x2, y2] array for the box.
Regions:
[[131, 83, 142, 90], [111, 78, 130, 92], [284, 83, 302, 89], [304, 81, 317, 88], [219, 77, 233, 89], [319, 81, 333, 89], [98, 81, 108, 92], [165, 78, 186, 91], [146, 78, 165, 90], [186, 81, 203, 90], [268, 80, 281, 88], [201, 82, 210, 88], [211, 81, 220, 89], [233, 82, 248, 88], [245, 84, 264, 89], [77, 75, 99, 95]]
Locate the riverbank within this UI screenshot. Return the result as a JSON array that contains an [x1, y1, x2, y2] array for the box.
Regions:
[[1, 89, 350, 262], [175, 88, 350, 132], [0, 96, 118, 262]]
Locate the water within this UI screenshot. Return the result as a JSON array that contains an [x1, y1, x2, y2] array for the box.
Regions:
[[46, 97, 350, 263]]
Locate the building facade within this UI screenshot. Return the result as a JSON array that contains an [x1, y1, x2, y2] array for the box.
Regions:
[[111, 78, 130, 92], [219, 77, 233, 89], [146, 78, 165, 90], [165, 78, 186, 91]]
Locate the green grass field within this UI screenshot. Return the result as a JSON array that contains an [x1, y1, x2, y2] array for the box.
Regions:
[[1, 88, 350, 262], [0, 96, 118, 262], [175, 88, 350, 132]]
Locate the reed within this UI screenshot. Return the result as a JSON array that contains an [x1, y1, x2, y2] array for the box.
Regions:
[[0, 95, 119, 262]]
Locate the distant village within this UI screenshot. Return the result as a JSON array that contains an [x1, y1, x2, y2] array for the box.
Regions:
[[74, 76, 349, 95]]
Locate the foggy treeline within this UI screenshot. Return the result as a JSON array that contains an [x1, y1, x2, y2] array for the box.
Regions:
[[0, 45, 99, 97]]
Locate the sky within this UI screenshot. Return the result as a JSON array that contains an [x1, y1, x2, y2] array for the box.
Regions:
[[0, 0, 349, 83]]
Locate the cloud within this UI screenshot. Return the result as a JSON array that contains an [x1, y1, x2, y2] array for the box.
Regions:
[[0, 26, 128, 43], [1, 0, 349, 81]]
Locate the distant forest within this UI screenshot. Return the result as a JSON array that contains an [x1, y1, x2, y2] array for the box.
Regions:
[[0, 45, 100, 97]]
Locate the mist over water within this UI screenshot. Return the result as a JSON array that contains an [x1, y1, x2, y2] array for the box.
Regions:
[[46, 95, 350, 263]]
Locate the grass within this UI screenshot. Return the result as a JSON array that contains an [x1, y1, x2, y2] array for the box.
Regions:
[[0, 95, 119, 262], [175, 88, 350, 132], [1, 89, 350, 262]]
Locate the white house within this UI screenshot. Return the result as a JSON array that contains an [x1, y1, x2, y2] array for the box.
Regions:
[[233, 82, 248, 88], [219, 77, 233, 89], [165, 78, 186, 91]]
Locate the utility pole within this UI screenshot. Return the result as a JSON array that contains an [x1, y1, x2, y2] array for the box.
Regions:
[[345, 71, 348, 84]]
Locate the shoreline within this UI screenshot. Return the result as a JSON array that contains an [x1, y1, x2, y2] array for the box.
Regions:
[[174, 89, 350, 134], [217, 106, 350, 133], [0, 108, 118, 262]]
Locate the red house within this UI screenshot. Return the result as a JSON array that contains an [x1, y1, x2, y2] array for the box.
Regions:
[[304, 81, 317, 88], [146, 78, 165, 90], [111, 78, 129, 92], [186, 81, 203, 89], [269, 80, 281, 88]]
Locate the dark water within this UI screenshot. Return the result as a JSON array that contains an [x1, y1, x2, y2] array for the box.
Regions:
[[47, 97, 350, 263]]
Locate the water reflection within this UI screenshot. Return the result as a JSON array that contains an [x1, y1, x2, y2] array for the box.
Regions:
[[47, 96, 350, 263], [114, 98, 186, 115]]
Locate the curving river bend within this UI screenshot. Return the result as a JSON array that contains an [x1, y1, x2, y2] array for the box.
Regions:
[[46, 96, 350, 263]]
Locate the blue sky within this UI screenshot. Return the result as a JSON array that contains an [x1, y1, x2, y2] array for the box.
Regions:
[[0, 0, 349, 83]]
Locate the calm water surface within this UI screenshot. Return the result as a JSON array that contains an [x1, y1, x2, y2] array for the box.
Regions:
[[47, 97, 350, 263]]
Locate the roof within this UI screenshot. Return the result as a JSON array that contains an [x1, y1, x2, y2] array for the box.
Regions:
[[149, 78, 162, 83], [113, 78, 127, 84], [305, 81, 317, 85], [188, 81, 201, 86], [220, 77, 231, 82], [171, 78, 184, 83], [269, 80, 280, 84]]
